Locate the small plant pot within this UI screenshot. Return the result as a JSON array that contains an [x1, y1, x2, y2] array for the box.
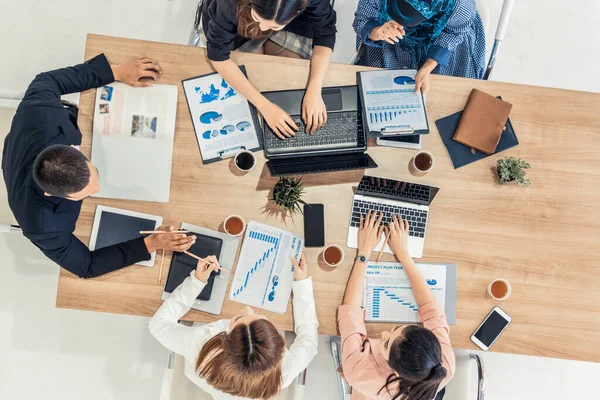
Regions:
[[496, 167, 515, 183]]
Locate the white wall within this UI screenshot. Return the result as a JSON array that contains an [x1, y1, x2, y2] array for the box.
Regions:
[[0, 1, 599, 399]]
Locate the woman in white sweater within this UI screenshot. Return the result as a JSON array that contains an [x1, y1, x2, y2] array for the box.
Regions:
[[149, 254, 319, 399]]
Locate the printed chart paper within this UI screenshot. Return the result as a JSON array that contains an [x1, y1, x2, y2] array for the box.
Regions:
[[183, 72, 260, 162], [364, 262, 446, 323], [230, 222, 303, 314], [359, 70, 428, 133]]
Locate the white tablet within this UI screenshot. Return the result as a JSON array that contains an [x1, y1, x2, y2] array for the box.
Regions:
[[376, 135, 422, 150], [89, 205, 163, 267]]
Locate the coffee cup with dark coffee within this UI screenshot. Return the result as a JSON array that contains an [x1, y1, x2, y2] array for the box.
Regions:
[[487, 278, 512, 301], [323, 244, 345, 267], [410, 150, 435, 176], [234, 150, 256, 172], [224, 215, 246, 237]]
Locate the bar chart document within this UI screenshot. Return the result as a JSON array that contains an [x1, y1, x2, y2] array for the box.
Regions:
[[358, 69, 429, 135], [364, 262, 446, 323], [230, 222, 304, 314]]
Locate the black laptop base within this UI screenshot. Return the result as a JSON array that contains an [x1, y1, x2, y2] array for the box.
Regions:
[[266, 153, 378, 176]]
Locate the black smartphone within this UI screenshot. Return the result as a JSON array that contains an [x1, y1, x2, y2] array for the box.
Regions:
[[303, 204, 325, 247]]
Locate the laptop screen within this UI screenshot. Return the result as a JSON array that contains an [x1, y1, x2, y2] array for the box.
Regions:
[[357, 175, 439, 206]]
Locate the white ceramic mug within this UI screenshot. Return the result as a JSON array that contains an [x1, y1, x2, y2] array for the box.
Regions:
[[487, 278, 512, 301], [234, 150, 256, 172], [224, 214, 246, 237], [322, 244, 345, 267], [411, 150, 436, 176]]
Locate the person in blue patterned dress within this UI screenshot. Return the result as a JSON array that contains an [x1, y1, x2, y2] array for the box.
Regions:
[[354, 0, 486, 93]]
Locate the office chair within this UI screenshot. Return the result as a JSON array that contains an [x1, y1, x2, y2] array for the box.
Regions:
[[0, 104, 20, 233], [347, 0, 515, 81], [331, 337, 485, 400]]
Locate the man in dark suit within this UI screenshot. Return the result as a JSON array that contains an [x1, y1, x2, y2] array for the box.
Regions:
[[1, 54, 196, 278]]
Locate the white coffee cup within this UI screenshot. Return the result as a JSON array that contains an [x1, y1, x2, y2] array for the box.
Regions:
[[410, 150, 436, 176], [322, 244, 345, 267], [224, 215, 246, 237], [487, 278, 512, 301], [234, 150, 256, 172]]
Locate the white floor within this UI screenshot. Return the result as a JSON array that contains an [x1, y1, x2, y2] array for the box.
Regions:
[[0, 1, 599, 399]]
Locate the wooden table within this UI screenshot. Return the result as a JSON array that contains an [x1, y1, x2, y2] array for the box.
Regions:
[[56, 34, 600, 363]]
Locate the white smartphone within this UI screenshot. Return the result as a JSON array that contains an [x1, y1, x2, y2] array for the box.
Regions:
[[470, 306, 512, 351], [376, 135, 422, 150]]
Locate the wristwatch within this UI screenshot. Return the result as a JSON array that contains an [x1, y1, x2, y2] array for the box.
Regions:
[[355, 255, 368, 264]]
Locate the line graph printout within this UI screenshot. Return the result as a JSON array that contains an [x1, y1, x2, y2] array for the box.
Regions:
[[364, 262, 446, 323], [230, 221, 303, 314]]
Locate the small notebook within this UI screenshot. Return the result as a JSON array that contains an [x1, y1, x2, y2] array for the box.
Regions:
[[453, 89, 513, 155], [164, 232, 223, 301], [435, 96, 519, 169]]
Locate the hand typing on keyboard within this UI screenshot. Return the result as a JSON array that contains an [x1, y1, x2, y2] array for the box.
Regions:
[[386, 215, 410, 259], [261, 101, 299, 139], [301, 88, 328, 134]]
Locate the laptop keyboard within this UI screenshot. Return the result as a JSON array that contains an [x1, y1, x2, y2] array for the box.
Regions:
[[358, 177, 432, 203], [264, 111, 360, 153], [350, 199, 428, 238]]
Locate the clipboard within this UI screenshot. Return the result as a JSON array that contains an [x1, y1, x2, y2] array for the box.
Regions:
[[182, 66, 263, 164], [357, 70, 430, 138]]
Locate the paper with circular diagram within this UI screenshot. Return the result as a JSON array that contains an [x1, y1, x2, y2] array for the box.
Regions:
[[182, 71, 261, 163]]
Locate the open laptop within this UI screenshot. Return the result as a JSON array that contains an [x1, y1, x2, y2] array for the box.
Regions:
[[347, 175, 440, 258], [261, 86, 377, 176]]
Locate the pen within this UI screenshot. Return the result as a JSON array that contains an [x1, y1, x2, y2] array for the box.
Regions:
[[184, 251, 229, 273], [140, 230, 190, 234]]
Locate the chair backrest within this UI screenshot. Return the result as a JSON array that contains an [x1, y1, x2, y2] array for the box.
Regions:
[[0, 107, 18, 227]]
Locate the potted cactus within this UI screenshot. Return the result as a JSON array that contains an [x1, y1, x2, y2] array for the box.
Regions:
[[496, 157, 531, 187], [272, 176, 306, 215]]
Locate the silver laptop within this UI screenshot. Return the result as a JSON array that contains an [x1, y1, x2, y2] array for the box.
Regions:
[[346, 176, 440, 258]]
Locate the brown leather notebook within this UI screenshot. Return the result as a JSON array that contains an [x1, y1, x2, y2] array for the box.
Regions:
[[453, 89, 513, 155]]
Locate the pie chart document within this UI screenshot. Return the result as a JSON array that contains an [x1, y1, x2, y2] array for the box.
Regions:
[[230, 221, 304, 314], [182, 69, 262, 164]]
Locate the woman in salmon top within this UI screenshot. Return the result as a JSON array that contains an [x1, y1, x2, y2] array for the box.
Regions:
[[338, 211, 455, 400]]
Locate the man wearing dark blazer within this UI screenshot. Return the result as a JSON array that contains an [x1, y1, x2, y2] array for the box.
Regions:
[[1, 54, 196, 278]]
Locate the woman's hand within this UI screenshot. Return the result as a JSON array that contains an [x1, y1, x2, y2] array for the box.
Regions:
[[358, 211, 385, 256], [387, 215, 410, 260], [194, 255, 221, 283], [291, 253, 309, 281], [260, 101, 299, 139], [414, 59, 438, 94], [370, 21, 406, 44], [302, 87, 327, 134]]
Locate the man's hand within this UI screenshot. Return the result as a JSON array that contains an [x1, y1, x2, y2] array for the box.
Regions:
[[111, 57, 162, 87], [194, 255, 221, 283], [144, 225, 196, 253], [387, 215, 410, 260], [302, 87, 327, 134], [357, 211, 384, 257], [291, 253, 309, 281], [370, 21, 405, 44]]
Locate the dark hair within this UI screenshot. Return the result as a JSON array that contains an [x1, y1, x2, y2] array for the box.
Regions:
[[196, 319, 285, 399], [32, 144, 91, 198], [237, 0, 308, 39], [382, 325, 446, 400]]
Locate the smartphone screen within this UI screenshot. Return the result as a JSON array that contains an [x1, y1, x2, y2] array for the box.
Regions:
[[473, 309, 511, 348], [304, 204, 325, 247]]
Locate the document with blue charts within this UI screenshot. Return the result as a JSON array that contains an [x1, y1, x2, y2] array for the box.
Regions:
[[358, 69, 428, 135], [364, 262, 446, 323], [182, 68, 261, 163], [230, 221, 304, 314]]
